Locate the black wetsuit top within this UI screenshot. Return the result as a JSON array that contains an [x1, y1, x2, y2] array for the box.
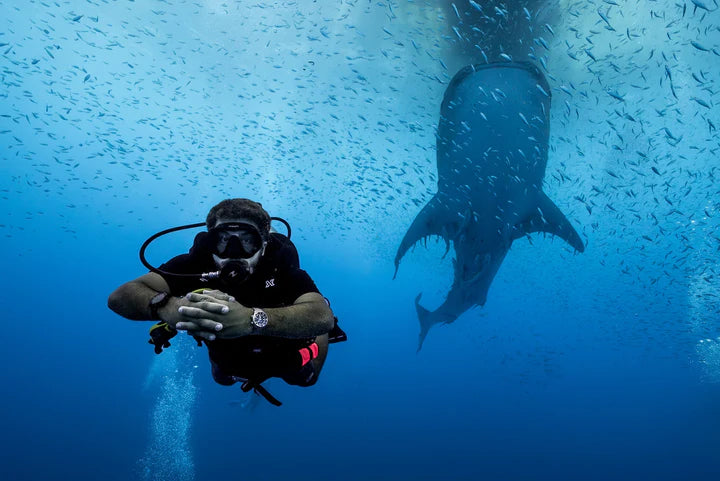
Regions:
[[158, 233, 320, 380]]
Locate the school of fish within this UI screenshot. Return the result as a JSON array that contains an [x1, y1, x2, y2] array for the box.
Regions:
[[0, 0, 718, 359]]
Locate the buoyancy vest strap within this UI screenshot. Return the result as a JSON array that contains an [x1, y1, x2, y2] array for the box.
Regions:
[[328, 317, 347, 344], [252, 384, 283, 406], [241, 379, 282, 407]]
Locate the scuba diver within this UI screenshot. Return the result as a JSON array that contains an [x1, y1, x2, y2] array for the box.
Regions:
[[108, 198, 346, 406]]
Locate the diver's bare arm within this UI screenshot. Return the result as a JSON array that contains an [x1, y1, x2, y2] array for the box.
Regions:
[[178, 291, 334, 339], [108, 275, 224, 341], [259, 292, 335, 339], [107, 273, 173, 320]]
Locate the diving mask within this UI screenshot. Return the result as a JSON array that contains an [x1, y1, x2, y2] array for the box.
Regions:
[[208, 222, 264, 259]]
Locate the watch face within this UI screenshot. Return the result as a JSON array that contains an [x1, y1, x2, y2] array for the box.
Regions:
[[151, 292, 168, 306], [253, 310, 268, 328]]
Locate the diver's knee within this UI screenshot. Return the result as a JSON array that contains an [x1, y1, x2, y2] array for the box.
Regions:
[[211, 361, 237, 386], [284, 364, 319, 387]]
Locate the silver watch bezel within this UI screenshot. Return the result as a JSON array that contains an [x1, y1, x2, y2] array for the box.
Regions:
[[251, 308, 268, 329]]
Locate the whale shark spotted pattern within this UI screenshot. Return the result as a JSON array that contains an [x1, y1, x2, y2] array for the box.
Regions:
[[395, 62, 585, 351]]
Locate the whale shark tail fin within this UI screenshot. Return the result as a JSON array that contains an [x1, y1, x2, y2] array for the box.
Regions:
[[415, 293, 433, 352], [517, 192, 585, 253], [394, 195, 453, 279]]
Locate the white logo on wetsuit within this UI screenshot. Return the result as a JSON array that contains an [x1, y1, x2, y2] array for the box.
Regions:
[[265, 278, 275, 288]]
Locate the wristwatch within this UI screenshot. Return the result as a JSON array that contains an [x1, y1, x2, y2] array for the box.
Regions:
[[149, 292, 170, 319], [251, 307, 269, 330]]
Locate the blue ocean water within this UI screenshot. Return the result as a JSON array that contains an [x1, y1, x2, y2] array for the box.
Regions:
[[1, 1, 719, 480]]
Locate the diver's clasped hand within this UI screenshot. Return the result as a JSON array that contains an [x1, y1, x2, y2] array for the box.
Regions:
[[173, 289, 253, 340]]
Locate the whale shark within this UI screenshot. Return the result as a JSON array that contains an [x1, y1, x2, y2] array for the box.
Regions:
[[394, 62, 585, 351]]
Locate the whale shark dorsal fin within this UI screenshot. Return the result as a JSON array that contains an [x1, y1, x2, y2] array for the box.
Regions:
[[517, 193, 585, 252]]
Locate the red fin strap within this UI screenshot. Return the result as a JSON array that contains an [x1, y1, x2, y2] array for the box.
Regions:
[[300, 348, 311, 366], [299, 342, 320, 367]]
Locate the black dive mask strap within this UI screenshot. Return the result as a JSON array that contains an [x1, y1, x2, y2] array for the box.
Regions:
[[139, 222, 209, 279]]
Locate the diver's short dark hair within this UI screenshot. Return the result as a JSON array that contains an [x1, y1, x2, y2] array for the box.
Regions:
[[206, 198, 271, 237]]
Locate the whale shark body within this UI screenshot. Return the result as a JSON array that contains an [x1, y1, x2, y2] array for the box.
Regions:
[[394, 62, 585, 350]]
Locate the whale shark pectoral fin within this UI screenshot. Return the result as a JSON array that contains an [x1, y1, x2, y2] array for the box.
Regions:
[[415, 293, 432, 352], [518, 193, 585, 252], [395, 195, 454, 278]]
